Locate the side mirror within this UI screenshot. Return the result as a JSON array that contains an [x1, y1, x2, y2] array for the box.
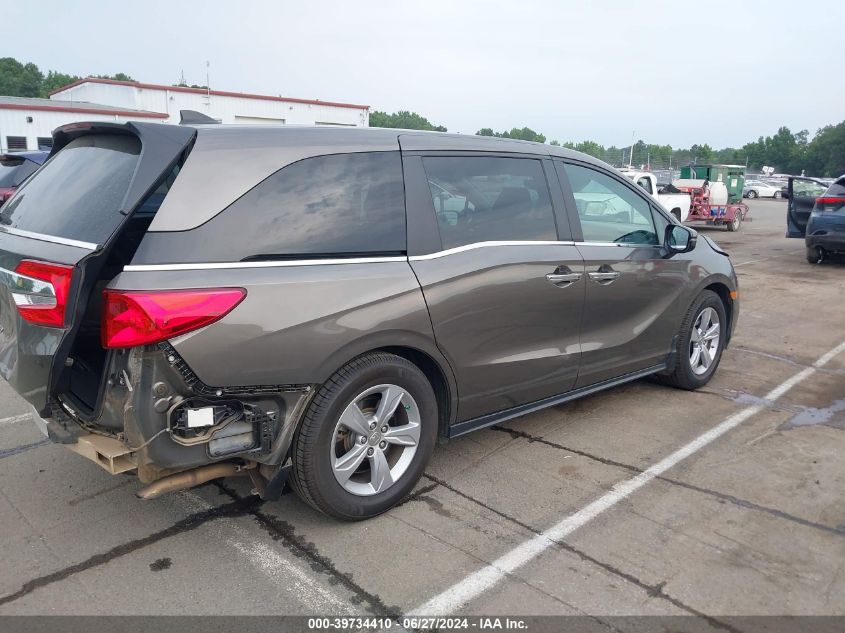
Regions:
[[664, 224, 697, 255]]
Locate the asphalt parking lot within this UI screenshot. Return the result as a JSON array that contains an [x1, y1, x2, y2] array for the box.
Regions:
[[1, 197, 843, 625]]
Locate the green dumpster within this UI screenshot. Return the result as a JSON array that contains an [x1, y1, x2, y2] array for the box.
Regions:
[[680, 164, 746, 203]]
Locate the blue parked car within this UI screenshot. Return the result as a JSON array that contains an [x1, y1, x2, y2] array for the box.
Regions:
[[0, 150, 50, 206], [804, 175, 845, 263]]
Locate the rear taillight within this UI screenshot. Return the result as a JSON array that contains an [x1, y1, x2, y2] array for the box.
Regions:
[[815, 196, 845, 207], [102, 288, 246, 349], [13, 260, 75, 327]]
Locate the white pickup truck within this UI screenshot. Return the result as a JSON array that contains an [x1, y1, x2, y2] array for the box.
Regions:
[[621, 170, 691, 222]]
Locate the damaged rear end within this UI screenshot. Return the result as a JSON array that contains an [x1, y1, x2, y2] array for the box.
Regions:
[[0, 121, 310, 498]]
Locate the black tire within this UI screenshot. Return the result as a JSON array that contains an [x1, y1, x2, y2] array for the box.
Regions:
[[289, 352, 438, 520], [807, 246, 826, 265], [658, 290, 727, 390], [774, 191, 782, 199], [726, 212, 742, 232]]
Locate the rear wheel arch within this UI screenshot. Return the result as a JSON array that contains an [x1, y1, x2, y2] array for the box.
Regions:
[[376, 346, 454, 438], [312, 340, 457, 439]]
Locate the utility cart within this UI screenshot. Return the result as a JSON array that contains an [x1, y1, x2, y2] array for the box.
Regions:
[[672, 178, 750, 232], [680, 164, 747, 203]]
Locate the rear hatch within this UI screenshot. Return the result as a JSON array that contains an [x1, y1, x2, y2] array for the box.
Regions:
[[807, 179, 845, 236], [0, 122, 195, 415]]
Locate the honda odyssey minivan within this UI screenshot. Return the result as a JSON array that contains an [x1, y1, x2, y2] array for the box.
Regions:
[[0, 121, 738, 520]]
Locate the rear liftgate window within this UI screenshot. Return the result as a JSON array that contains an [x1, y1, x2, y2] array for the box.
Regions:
[[158, 151, 406, 261], [0, 134, 140, 244]]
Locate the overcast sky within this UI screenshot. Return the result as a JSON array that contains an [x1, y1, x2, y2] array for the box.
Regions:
[[7, 0, 843, 148]]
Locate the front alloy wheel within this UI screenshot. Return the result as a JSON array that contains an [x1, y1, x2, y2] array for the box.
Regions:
[[689, 307, 720, 376], [656, 289, 727, 390]]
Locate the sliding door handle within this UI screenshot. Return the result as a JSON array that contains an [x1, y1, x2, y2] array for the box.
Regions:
[[545, 272, 582, 287], [588, 271, 621, 284]]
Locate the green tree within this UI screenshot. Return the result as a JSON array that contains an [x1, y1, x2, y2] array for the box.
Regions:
[[689, 143, 713, 162], [803, 121, 845, 177], [0, 57, 44, 97], [173, 82, 209, 89], [766, 126, 798, 171], [40, 70, 80, 97], [370, 110, 446, 132], [573, 140, 605, 159], [549, 139, 560, 146], [475, 126, 546, 143], [95, 72, 135, 82]]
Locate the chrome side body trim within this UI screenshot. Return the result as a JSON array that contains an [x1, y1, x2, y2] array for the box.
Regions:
[[408, 240, 576, 261], [0, 226, 98, 251], [123, 256, 408, 272], [120, 241, 660, 272]]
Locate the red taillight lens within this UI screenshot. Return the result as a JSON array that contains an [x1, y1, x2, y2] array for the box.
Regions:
[[815, 196, 845, 206], [14, 259, 75, 327], [102, 288, 246, 349]]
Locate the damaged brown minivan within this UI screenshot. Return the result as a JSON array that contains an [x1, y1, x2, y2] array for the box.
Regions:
[[0, 119, 738, 520]]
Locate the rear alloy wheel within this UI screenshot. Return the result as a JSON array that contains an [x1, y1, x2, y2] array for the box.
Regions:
[[774, 191, 782, 199], [657, 290, 727, 390], [746, 190, 758, 199], [330, 384, 421, 496], [289, 352, 437, 520], [807, 246, 826, 265]]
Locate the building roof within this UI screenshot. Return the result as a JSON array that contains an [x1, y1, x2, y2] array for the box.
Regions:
[[0, 95, 168, 119], [50, 77, 370, 111]]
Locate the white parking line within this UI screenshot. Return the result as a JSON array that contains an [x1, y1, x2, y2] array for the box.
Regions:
[[0, 413, 30, 427], [410, 339, 845, 616], [180, 492, 351, 613]]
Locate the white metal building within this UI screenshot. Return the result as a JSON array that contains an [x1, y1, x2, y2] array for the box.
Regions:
[[50, 78, 370, 128], [0, 78, 370, 153], [0, 96, 168, 152]]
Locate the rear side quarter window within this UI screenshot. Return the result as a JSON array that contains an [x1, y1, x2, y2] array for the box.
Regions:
[[206, 151, 406, 259]]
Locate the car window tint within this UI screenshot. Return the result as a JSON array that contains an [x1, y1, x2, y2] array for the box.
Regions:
[[221, 151, 405, 258], [793, 180, 827, 197], [422, 156, 556, 249], [0, 134, 140, 243], [561, 163, 658, 245]]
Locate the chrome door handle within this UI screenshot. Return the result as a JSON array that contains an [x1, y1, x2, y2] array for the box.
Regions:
[[545, 272, 582, 287], [588, 271, 621, 284]]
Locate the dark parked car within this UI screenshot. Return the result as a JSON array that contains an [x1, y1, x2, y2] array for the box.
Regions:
[[785, 176, 831, 239], [0, 151, 49, 206], [801, 175, 845, 263], [0, 122, 738, 520]]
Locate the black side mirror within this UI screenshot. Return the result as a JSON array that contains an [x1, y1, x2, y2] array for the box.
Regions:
[[664, 224, 697, 255]]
